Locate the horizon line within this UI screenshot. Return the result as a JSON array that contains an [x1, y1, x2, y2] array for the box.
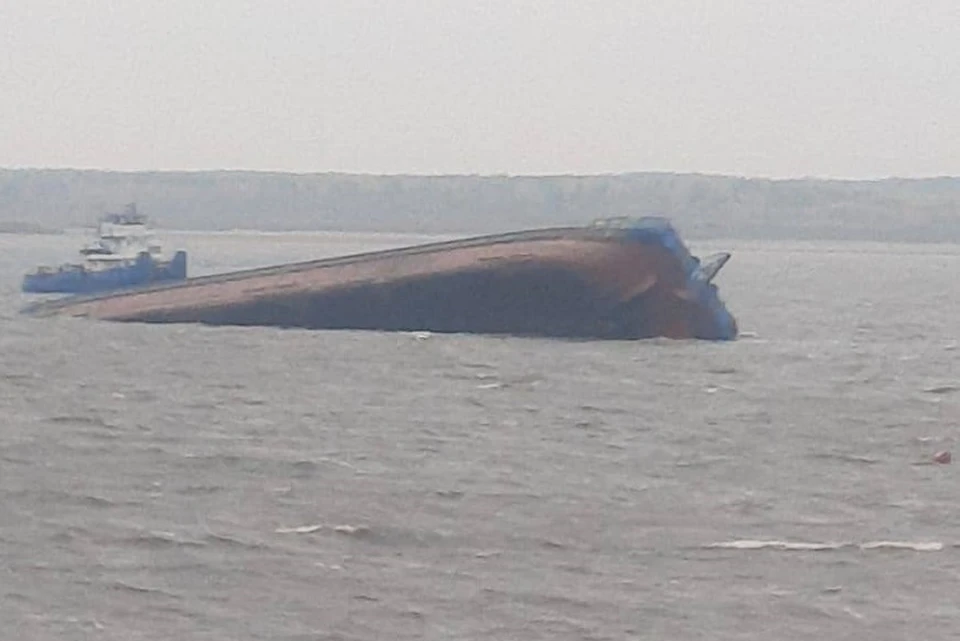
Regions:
[[1, 166, 958, 183]]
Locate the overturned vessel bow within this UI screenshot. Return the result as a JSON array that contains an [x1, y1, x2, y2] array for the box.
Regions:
[[22, 217, 738, 341]]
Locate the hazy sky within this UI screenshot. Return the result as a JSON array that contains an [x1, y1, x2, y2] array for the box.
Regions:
[[2, 0, 958, 178]]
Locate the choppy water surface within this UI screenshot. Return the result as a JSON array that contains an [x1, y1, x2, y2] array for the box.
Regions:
[[2, 230, 959, 640]]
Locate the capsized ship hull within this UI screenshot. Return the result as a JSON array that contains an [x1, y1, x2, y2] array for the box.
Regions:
[[21, 251, 188, 294], [22, 218, 738, 340]]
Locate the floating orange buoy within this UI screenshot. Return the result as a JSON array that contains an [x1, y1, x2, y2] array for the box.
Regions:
[[933, 451, 952, 464]]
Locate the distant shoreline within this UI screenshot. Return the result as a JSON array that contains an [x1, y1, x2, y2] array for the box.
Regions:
[[3, 166, 957, 181], [2, 168, 959, 242], [0, 221, 64, 235]]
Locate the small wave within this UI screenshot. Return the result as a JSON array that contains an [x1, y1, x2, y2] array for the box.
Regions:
[[276, 523, 325, 534], [182, 401, 224, 410], [578, 404, 629, 415], [275, 523, 373, 538], [274, 522, 455, 549], [332, 524, 372, 537], [705, 539, 946, 552], [1, 372, 42, 386], [808, 451, 879, 465], [924, 385, 960, 395], [212, 382, 247, 390], [675, 456, 733, 468], [13, 489, 133, 509], [447, 371, 498, 382], [175, 484, 224, 496], [181, 452, 246, 466], [109, 581, 181, 598], [707, 366, 739, 375], [538, 538, 571, 550], [126, 530, 208, 549], [81, 429, 123, 441], [458, 360, 496, 370], [203, 532, 268, 550], [49, 524, 95, 544], [859, 541, 946, 551], [76, 494, 119, 508], [45, 414, 114, 428]]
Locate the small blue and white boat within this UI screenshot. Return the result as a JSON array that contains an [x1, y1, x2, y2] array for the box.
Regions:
[[21, 203, 187, 295]]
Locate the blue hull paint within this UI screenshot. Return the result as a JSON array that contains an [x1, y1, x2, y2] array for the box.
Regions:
[[22, 251, 188, 295], [622, 218, 737, 341]]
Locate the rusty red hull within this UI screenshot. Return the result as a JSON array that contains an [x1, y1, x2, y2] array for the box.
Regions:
[[23, 219, 738, 340]]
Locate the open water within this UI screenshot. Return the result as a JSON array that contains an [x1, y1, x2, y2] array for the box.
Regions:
[[1, 229, 959, 640]]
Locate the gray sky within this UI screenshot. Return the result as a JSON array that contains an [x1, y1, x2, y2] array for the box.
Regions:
[[2, 0, 958, 178]]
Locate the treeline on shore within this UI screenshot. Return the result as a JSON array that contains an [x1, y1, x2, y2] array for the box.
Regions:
[[2, 169, 958, 242]]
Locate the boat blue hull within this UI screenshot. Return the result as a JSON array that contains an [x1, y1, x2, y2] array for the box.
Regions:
[[22, 251, 187, 294]]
